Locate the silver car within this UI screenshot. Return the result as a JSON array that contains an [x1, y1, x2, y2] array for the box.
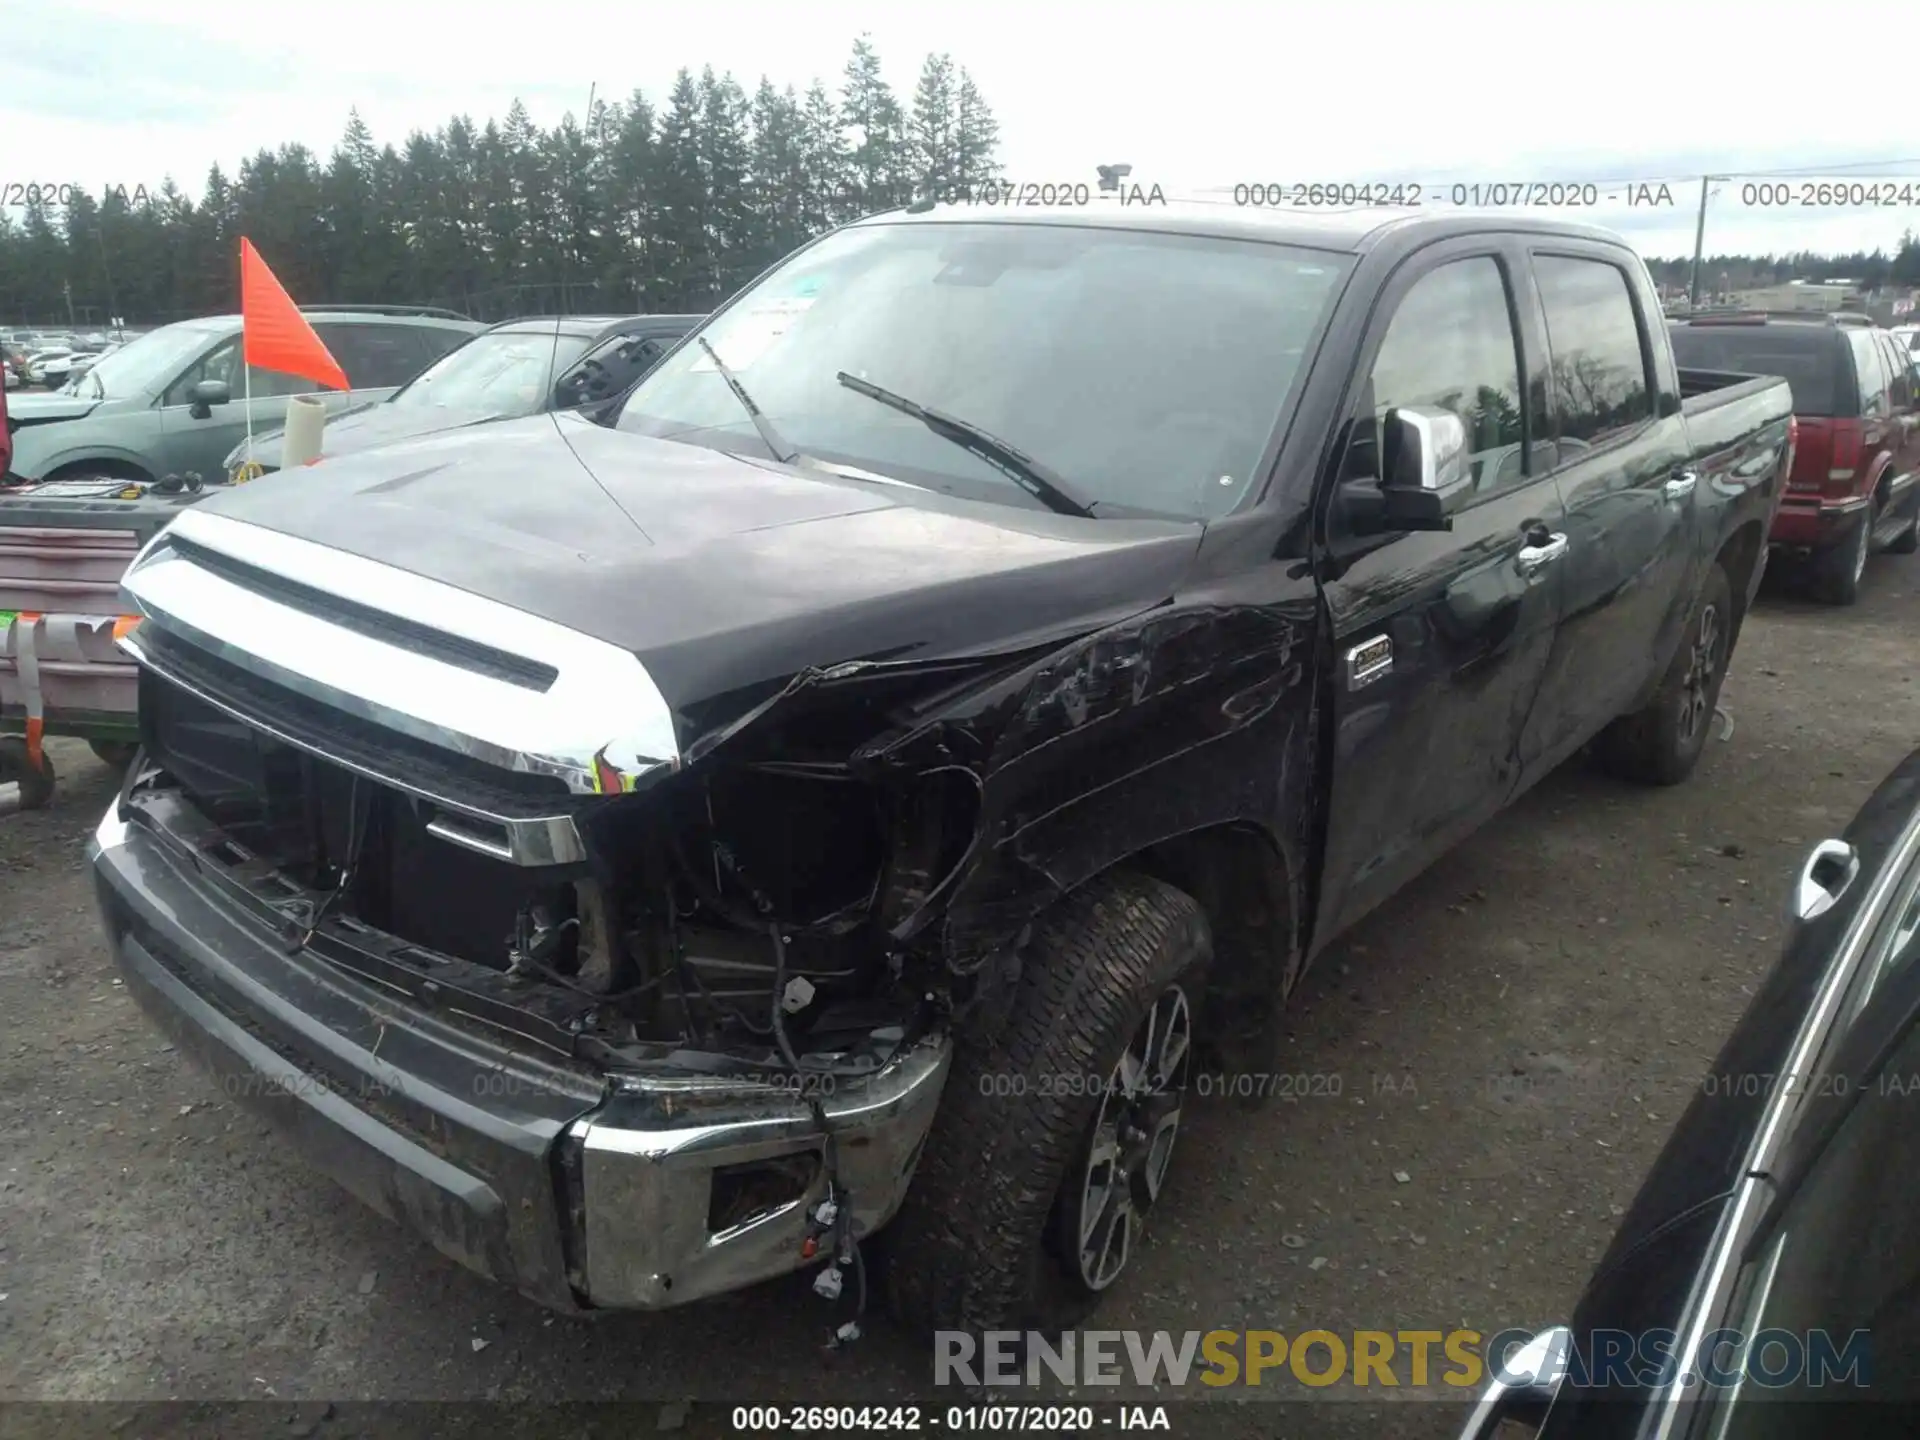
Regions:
[[5, 307, 479, 485]]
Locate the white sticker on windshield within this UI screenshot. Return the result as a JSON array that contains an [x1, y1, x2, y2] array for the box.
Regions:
[[691, 296, 815, 373]]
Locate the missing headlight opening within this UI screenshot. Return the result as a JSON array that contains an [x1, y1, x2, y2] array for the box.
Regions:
[[130, 665, 981, 1072]]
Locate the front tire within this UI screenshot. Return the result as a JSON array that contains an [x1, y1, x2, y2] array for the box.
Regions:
[[0, 737, 56, 810], [89, 740, 137, 770], [1887, 490, 1920, 555], [882, 870, 1211, 1339], [1593, 563, 1733, 787]]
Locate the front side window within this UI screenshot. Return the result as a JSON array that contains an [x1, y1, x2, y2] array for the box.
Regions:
[[161, 337, 240, 406], [1533, 255, 1653, 445], [615, 220, 1351, 519], [1360, 255, 1526, 494], [554, 333, 673, 408]]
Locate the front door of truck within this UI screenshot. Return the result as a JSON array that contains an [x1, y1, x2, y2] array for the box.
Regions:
[[157, 333, 320, 482], [1313, 240, 1569, 944]]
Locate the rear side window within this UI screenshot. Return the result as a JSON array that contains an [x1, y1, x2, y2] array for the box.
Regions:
[[1532, 255, 1653, 446], [1848, 330, 1889, 418], [1666, 324, 1850, 417], [315, 323, 436, 390], [1876, 332, 1913, 409]]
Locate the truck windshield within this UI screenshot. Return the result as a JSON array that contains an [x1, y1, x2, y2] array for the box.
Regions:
[[1667, 325, 1845, 416], [61, 323, 226, 401], [389, 329, 594, 415], [615, 220, 1351, 519]]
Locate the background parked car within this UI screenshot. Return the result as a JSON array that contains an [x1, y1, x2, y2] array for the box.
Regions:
[[22, 347, 75, 387], [225, 311, 702, 478], [1, 305, 480, 486], [1668, 312, 1920, 604], [39, 349, 105, 389], [1461, 746, 1920, 1436]]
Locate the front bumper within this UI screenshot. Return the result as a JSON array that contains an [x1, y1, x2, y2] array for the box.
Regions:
[[88, 801, 951, 1311]]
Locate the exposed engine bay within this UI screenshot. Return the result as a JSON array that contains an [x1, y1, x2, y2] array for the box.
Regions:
[[133, 663, 987, 1076]]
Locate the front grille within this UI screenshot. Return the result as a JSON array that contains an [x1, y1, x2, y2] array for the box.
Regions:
[[164, 534, 558, 691], [137, 625, 573, 817]]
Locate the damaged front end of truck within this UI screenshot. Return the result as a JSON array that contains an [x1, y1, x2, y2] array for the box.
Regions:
[[93, 504, 1227, 1313]]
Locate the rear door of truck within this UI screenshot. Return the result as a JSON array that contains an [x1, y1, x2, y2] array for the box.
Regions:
[[1511, 243, 1697, 784]]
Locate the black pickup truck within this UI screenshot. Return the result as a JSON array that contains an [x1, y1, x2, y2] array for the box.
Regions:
[[89, 205, 1793, 1343]]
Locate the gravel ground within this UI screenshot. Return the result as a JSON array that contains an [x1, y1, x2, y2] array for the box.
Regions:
[[1, 551, 1916, 1438]]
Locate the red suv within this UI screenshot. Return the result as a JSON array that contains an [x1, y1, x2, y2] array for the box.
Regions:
[[1669, 312, 1920, 604]]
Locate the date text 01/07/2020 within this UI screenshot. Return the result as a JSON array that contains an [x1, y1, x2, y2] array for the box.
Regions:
[[1230, 180, 1681, 209]]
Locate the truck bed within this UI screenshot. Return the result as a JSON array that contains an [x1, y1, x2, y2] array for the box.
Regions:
[[1677, 367, 1795, 460]]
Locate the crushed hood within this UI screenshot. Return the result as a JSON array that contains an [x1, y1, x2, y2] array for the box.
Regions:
[[195, 414, 1206, 716]]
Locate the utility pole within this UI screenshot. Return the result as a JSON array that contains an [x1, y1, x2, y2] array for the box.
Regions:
[[1689, 175, 1720, 308], [62, 277, 74, 327]]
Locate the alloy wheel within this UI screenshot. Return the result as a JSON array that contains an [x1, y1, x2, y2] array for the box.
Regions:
[[1070, 983, 1193, 1291], [1678, 602, 1722, 746]]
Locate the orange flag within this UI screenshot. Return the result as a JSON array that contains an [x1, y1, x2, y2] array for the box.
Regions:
[[239, 238, 349, 392]]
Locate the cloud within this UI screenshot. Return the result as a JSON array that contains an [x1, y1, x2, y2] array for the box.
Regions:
[[6, 0, 1917, 256]]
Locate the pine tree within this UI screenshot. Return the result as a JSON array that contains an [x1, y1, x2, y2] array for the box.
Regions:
[[840, 35, 907, 213], [908, 54, 957, 195], [799, 81, 851, 231], [652, 70, 709, 308], [952, 68, 1001, 192], [0, 41, 1011, 325]]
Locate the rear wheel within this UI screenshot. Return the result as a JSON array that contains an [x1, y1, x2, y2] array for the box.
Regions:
[[1594, 563, 1733, 787], [1811, 514, 1871, 604], [882, 870, 1210, 1339]]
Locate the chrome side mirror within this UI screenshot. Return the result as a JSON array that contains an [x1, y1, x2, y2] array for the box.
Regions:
[[1379, 405, 1472, 530]]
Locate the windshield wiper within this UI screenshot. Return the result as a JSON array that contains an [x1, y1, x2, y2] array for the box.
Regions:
[[834, 372, 1094, 518], [697, 336, 811, 467]]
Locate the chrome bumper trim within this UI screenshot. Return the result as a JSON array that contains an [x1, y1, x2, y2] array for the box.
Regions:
[[120, 509, 681, 797], [569, 1038, 951, 1308]]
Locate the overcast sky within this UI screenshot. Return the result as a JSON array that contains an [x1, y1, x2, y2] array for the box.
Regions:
[[7, 0, 1919, 263]]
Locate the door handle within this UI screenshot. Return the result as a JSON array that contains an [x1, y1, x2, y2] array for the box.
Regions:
[[1663, 471, 1698, 502], [1515, 532, 1568, 576], [1791, 839, 1859, 922]]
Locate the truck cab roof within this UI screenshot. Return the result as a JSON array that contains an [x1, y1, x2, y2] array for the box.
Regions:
[[856, 200, 1634, 257]]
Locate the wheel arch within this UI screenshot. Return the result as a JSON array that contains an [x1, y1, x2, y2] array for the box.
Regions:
[[1715, 517, 1766, 644], [42, 452, 156, 484], [1129, 821, 1303, 1071]]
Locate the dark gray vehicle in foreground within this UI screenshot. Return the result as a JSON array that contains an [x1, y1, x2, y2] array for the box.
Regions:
[[223, 313, 703, 478], [89, 203, 1792, 1342], [1462, 748, 1920, 1438]]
